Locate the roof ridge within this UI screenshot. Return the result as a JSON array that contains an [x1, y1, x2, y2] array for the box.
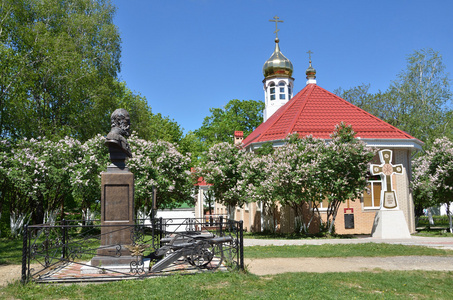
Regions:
[[285, 84, 314, 137], [243, 85, 311, 146]]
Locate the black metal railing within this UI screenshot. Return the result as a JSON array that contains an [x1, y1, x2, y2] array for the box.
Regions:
[[22, 217, 243, 283]]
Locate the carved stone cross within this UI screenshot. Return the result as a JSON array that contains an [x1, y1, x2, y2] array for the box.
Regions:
[[370, 149, 404, 209]]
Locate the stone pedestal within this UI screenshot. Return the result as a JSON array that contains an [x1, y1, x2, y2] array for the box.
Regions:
[[371, 210, 411, 239], [91, 165, 135, 267]]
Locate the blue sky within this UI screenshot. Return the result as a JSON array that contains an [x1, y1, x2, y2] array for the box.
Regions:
[[112, 0, 453, 134]]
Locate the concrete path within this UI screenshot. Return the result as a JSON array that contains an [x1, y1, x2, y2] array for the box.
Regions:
[[244, 256, 453, 275], [243, 236, 453, 274]]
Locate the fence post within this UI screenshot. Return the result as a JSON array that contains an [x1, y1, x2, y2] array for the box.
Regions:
[[219, 216, 223, 237], [21, 224, 28, 283], [239, 221, 244, 270], [159, 217, 163, 247], [61, 219, 66, 259], [151, 217, 155, 249]]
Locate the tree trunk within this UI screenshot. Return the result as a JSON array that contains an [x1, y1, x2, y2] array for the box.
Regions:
[[428, 207, 434, 227], [227, 205, 235, 220], [446, 202, 453, 234]]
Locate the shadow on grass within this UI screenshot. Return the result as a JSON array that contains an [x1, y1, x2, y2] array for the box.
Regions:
[[0, 237, 23, 265]]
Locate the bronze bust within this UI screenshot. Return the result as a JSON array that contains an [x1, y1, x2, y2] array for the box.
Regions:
[[106, 109, 132, 164]]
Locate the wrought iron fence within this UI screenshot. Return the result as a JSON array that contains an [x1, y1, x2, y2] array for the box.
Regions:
[[22, 217, 243, 283]]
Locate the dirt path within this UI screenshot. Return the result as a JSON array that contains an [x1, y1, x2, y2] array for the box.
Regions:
[[0, 265, 23, 287], [245, 256, 453, 275]]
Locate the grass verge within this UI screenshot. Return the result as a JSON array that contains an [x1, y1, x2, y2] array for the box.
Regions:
[[1, 270, 452, 299], [0, 238, 24, 265], [244, 243, 453, 259]]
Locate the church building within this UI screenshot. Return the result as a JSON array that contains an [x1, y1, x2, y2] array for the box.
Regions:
[[196, 18, 423, 235]]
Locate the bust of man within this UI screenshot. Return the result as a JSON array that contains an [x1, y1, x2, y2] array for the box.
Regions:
[[106, 108, 132, 159]]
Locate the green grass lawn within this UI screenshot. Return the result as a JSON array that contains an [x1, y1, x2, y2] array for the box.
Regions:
[[1, 270, 452, 299], [0, 238, 24, 265], [2, 237, 453, 299], [244, 243, 453, 259]]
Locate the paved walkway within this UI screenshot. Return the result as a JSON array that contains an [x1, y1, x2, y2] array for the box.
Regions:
[[244, 236, 453, 250], [243, 236, 453, 274]]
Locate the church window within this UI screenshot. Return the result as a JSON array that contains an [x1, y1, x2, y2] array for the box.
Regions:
[[363, 174, 382, 209], [269, 82, 276, 100], [279, 82, 285, 99], [313, 199, 329, 210]]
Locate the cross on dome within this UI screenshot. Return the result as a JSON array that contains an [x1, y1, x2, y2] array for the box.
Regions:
[[269, 15, 284, 39], [307, 50, 313, 62]]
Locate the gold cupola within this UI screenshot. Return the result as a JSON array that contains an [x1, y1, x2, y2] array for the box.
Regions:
[[263, 38, 294, 78], [262, 16, 295, 123], [305, 50, 317, 85]]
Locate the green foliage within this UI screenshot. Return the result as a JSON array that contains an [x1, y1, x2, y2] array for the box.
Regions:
[[253, 142, 274, 156], [322, 123, 376, 233], [418, 215, 452, 227], [412, 137, 453, 232], [115, 82, 183, 144], [336, 48, 452, 146], [0, 0, 121, 140], [196, 142, 246, 216], [128, 135, 194, 210], [0, 134, 193, 230], [194, 99, 264, 152]]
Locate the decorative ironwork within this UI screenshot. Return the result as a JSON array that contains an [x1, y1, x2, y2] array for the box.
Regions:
[[22, 217, 243, 283]]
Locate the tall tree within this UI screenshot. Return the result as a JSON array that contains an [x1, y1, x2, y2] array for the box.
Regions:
[[336, 49, 452, 146], [0, 0, 121, 140], [116, 82, 183, 143], [194, 99, 264, 150]]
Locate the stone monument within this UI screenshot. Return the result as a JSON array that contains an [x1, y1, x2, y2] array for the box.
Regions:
[[370, 149, 411, 239], [90, 108, 136, 268]]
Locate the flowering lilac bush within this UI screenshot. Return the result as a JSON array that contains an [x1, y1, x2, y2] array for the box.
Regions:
[[196, 142, 247, 219], [0, 136, 82, 225], [0, 134, 193, 233], [321, 123, 376, 234], [128, 134, 194, 211], [200, 123, 375, 234], [412, 137, 453, 232]]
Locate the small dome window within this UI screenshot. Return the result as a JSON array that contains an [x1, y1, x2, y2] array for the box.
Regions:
[[279, 82, 285, 99], [270, 82, 276, 100]]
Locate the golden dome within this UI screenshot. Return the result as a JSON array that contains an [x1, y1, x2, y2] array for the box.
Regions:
[[306, 60, 316, 79], [263, 38, 293, 78]]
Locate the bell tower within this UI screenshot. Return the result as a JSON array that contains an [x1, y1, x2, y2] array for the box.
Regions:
[[262, 16, 294, 122]]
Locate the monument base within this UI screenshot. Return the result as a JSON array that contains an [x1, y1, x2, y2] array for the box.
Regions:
[[371, 210, 411, 239], [82, 258, 150, 274]]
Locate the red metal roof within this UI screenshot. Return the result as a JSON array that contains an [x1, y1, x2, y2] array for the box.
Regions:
[[242, 84, 417, 147]]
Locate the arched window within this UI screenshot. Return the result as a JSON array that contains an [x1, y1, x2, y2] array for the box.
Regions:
[[269, 82, 276, 100], [288, 85, 292, 99], [279, 82, 285, 99]]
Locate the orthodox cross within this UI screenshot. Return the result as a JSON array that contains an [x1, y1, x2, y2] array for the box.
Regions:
[[307, 50, 313, 62], [269, 15, 283, 38], [370, 149, 404, 209]]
